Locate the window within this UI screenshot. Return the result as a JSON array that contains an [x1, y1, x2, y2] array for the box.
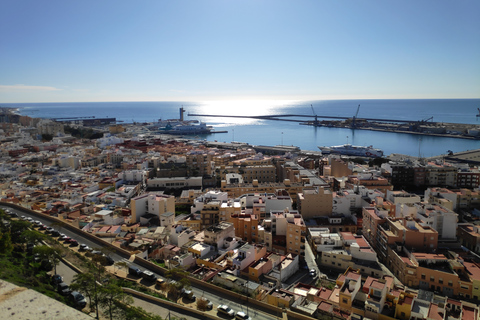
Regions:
[[448, 281, 453, 287], [430, 276, 435, 282], [439, 278, 443, 284], [421, 274, 426, 280]]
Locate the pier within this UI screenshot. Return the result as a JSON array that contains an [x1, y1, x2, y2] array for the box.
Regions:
[[188, 113, 480, 140]]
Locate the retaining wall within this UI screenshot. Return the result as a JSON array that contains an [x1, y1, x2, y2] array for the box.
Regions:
[[123, 287, 221, 320]]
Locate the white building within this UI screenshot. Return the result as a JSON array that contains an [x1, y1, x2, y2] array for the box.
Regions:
[[191, 190, 228, 214], [130, 192, 175, 223], [415, 203, 458, 239]]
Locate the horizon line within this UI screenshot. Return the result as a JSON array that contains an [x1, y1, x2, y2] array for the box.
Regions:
[[2, 97, 480, 104]]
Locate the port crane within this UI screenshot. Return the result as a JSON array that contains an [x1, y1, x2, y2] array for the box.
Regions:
[[351, 104, 360, 128]]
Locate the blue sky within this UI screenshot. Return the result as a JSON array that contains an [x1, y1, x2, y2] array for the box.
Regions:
[[1, 0, 479, 103]]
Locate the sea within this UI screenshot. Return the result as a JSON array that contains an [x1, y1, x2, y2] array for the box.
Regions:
[[3, 99, 480, 158]]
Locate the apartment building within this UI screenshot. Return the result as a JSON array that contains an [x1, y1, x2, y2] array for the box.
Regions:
[[332, 189, 363, 217], [229, 243, 267, 276], [220, 178, 304, 203], [426, 188, 480, 211], [297, 186, 333, 219], [386, 246, 474, 298], [348, 173, 393, 194], [240, 190, 293, 221], [425, 162, 458, 187], [242, 165, 277, 183], [263, 209, 306, 256], [320, 233, 384, 278], [457, 168, 480, 188], [203, 222, 235, 250], [377, 217, 438, 263], [229, 213, 259, 243], [130, 192, 175, 223], [309, 228, 342, 258], [200, 201, 221, 229], [415, 203, 458, 239], [185, 150, 214, 176], [457, 224, 480, 253], [362, 207, 388, 251]]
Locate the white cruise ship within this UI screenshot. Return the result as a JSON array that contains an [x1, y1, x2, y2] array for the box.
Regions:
[[318, 144, 384, 157]]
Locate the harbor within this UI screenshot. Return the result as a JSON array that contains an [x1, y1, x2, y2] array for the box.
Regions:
[[188, 112, 480, 140]]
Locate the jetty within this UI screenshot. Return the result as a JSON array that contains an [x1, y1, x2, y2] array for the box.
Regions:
[[188, 112, 480, 140]]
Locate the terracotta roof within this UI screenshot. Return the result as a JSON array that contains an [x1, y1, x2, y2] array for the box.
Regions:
[[318, 287, 333, 300], [462, 306, 477, 320], [428, 304, 444, 320], [318, 301, 333, 312]]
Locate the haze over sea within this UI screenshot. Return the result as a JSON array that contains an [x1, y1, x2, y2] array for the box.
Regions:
[[5, 99, 480, 158]]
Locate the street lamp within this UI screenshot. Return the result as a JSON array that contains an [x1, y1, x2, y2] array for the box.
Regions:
[[244, 280, 249, 318]]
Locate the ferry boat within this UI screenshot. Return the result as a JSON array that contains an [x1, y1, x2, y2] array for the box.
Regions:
[[318, 144, 384, 157], [150, 120, 212, 135]]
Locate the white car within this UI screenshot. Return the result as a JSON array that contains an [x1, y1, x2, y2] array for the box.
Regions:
[[235, 311, 252, 320], [217, 304, 235, 317]]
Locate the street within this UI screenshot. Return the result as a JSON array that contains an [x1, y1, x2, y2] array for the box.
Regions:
[[2, 205, 283, 320]]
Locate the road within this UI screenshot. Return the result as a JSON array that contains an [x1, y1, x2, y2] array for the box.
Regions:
[[2, 205, 282, 320]]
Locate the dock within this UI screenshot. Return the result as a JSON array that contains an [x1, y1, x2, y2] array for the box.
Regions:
[[188, 113, 480, 140]]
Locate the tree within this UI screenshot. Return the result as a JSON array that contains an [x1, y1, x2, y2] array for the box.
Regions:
[[196, 297, 210, 311], [9, 219, 31, 244], [98, 281, 133, 320], [0, 231, 13, 255], [33, 245, 62, 274], [164, 268, 190, 301], [22, 229, 46, 247], [70, 272, 96, 312]]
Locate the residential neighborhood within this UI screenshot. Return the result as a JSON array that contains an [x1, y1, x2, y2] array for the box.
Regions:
[[1, 115, 480, 320]]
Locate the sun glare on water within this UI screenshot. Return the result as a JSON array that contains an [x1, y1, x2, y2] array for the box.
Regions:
[[192, 100, 297, 126]]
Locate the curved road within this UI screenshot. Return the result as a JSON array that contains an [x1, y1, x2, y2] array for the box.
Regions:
[[2, 205, 283, 320]]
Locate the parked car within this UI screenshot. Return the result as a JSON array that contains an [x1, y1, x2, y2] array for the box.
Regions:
[[156, 278, 165, 287], [69, 239, 78, 247], [38, 224, 47, 230], [309, 269, 317, 277], [104, 255, 114, 265], [57, 282, 71, 296], [70, 291, 87, 309], [181, 288, 196, 301], [198, 297, 213, 310], [128, 266, 142, 277], [141, 270, 157, 282], [235, 311, 252, 320], [51, 230, 61, 237], [51, 274, 63, 285], [79, 244, 90, 251], [41, 259, 53, 271], [6, 211, 18, 218], [217, 304, 235, 317]]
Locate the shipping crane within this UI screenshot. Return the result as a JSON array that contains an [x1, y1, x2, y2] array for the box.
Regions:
[[351, 104, 360, 128]]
